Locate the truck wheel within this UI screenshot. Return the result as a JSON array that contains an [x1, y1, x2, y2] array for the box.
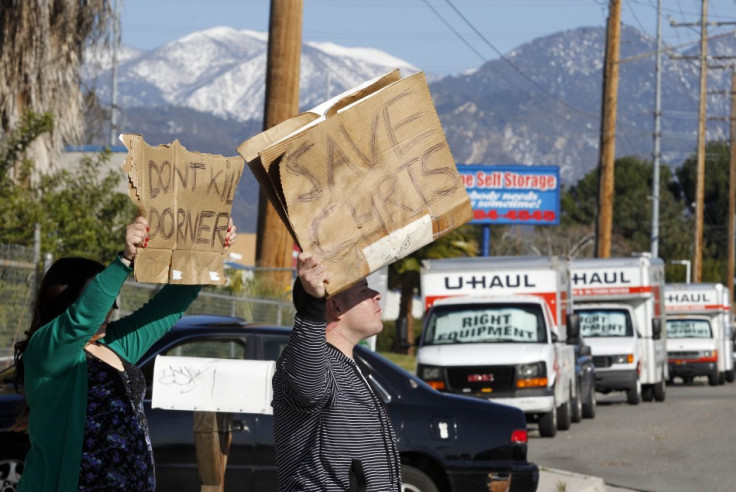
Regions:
[[538, 407, 557, 438], [557, 399, 571, 431], [626, 380, 641, 405], [708, 370, 719, 386], [570, 387, 582, 423], [718, 372, 726, 385], [401, 464, 439, 492], [653, 378, 666, 402], [726, 367, 735, 383], [582, 389, 596, 419], [642, 385, 654, 402]]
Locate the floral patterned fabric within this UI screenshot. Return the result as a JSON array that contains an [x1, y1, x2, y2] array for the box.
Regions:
[[78, 348, 154, 491]]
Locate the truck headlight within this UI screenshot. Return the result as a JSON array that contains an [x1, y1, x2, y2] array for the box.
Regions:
[[419, 365, 445, 390], [612, 354, 634, 364], [516, 362, 547, 388]]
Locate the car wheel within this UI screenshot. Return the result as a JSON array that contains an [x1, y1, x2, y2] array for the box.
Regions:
[[708, 370, 719, 386], [626, 380, 641, 405], [538, 406, 557, 438], [557, 399, 571, 431], [570, 386, 582, 423], [582, 388, 596, 419], [0, 433, 27, 492], [653, 377, 666, 402], [726, 367, 735, 383], [401, 464, 438, 492]]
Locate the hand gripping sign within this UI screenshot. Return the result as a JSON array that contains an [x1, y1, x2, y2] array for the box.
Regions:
[[238, 70, 473, 295], [121, 134, 244, 285]]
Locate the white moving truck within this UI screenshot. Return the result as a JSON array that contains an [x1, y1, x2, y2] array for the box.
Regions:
[[570, 255, 667, 404], [416, 256, 578, 438], [664, 283, 735, 386]]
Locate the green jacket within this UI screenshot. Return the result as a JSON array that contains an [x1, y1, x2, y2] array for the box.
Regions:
[[18, 255, 201, 491]]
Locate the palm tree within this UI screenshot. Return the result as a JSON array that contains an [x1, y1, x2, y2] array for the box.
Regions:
[[0, 0, 113, 172]]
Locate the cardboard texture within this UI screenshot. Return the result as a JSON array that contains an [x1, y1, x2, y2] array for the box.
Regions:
[[237, 70, 473, 295], [121, 134, 244, 285]]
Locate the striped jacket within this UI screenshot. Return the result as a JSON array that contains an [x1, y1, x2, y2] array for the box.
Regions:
[[271, 284, 401, 491]]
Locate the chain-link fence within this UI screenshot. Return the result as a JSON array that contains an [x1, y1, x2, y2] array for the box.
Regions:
[[0, 242, 296, 369], [118, 281, 295, 326], [0, 244, 38, 367]]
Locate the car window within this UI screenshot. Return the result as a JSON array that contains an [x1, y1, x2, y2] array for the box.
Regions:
[[260, 336, 290, 361], [141, 338, 248, 389], [163, 339, 247, 360]]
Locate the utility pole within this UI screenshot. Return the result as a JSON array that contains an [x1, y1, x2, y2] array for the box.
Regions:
[[595, 0, 621, 259], [257, 0, 304, 285], [672, 4, 736, 290], [651, 0, 663, 258], [729, 68, 736, 297], [109, 0, 122, 146], [693, 0, 709, 283]]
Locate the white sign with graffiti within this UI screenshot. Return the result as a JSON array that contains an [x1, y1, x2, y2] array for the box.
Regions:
[[152, 355, 275, 414]]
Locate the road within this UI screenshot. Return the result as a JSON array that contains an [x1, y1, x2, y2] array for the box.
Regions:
[[527, 378, 736, 492]]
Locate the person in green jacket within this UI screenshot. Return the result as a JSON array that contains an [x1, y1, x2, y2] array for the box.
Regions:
[[12, 214, 237, 491]]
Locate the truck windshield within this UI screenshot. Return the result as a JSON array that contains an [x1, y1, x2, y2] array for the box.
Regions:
[[423, 303, 547, 345], [666, 319, 713, 339], [575, 308, 633, 337]]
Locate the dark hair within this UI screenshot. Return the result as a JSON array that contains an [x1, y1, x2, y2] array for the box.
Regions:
[[12, 257, 105, 430]]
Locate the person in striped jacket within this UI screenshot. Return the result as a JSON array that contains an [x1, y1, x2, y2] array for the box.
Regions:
[[272, 252, 402, 492]]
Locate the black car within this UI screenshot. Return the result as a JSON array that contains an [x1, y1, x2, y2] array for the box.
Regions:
[[0, 315, 539, 492], [567, 337, 597, 422]]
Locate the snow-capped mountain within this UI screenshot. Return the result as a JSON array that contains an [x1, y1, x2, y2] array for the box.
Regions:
[[82, 25, 736, 231], [86, 26, 419, 122]]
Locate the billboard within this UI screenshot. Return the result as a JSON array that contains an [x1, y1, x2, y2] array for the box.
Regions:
[[457, 164, 560, 225]]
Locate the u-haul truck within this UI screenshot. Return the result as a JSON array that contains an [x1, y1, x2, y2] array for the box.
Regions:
[[665, 283, 735, 386], [416, 256, 578, 438], [570, 255, 667, 405]]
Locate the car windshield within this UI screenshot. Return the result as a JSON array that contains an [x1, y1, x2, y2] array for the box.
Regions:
[[423, 303, 547, 345], [575, 308, 633, 337], [666, 319, 713, 339]]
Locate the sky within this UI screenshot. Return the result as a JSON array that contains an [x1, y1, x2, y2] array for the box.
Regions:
[[120, 0, 736, 77]]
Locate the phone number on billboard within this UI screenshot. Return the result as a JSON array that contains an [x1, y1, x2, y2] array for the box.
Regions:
[[473, 209, 557, 221]]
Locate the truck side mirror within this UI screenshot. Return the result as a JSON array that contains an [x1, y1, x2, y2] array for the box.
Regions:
[[579, 344, 592, 356], [566, 313, 580, 342], [652, 318, 662, 340]]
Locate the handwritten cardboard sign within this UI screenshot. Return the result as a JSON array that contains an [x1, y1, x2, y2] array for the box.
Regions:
[[238, 70, 472, 295], [121, 135, 244, 285], [151, 355, 275, 414], [435, 309, 539, 343], [579, 312, 628, 337]]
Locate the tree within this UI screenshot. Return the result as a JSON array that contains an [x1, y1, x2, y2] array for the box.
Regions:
[[1, 111, 135, 262], [562, 156, 690, 260], [0, 1, 113, 170], [675, 142, 730, 261]]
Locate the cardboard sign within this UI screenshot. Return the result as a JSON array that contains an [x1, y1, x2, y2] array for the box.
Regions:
[[122, 135, 244, 285], [579, 311, 628, 337], [666, 320, 712, 338], [151, 355, 275, 414], [238, 70, 472, 295], [434, 309, 540, 343]]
